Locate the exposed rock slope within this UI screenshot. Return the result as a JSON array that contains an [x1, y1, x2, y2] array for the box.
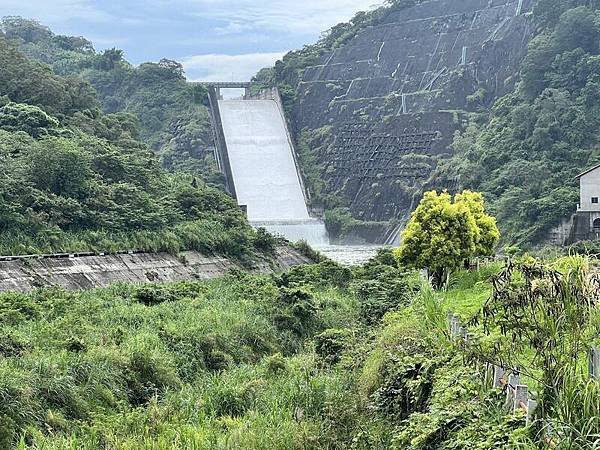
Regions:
[[284, 0, 535, 223]]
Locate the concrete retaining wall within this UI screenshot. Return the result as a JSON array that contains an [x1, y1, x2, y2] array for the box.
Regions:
[[0, 247, 312, 293]]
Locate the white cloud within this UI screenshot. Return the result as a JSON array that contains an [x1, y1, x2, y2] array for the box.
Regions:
[[0, 0, 112, 24], [184, 0, 380, 35], [182, 52, 285, 82]]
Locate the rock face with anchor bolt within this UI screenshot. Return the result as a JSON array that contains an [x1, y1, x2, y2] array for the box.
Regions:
[[281, 0, 535, 229]]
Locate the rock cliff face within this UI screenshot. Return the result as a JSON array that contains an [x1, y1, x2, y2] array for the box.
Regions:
[[287, 0, 535, 223]]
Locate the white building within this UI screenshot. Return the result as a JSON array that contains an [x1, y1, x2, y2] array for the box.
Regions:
[[575, 164, 600, 236], [549, 164, 600, 245], [577, 163, 600, 212]]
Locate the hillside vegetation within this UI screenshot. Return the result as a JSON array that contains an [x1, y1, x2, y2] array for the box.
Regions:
[[442, 1, 600, 245], [256, 0, 600, 246], [1, 251, 598, 448], [0, 36, 265, 259], [0, 16, 221, 184]]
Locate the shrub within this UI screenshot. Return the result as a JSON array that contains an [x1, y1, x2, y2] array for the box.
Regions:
[[274, 288, 320, 338], [352, 266, 415, 325], [370, 354, 436, 421], [133, 285, 177, 306], [314, 328, 353, 364], [265, 353, 287, 374], [124, 344, 181, 406], [0, 292, 39, 324], [278, 260, 353, 289], [0, 414, 17, 450], [0, 332, 29, 357], [253, 227, 277, 253]]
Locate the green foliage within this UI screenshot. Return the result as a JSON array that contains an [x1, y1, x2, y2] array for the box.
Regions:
[[479, 258, 599, 411], [253, 227, 277, 254], [455, 190, 500, 256], [1, 16, 220, 183], [442, 4, 600, 245], [324, 207, 357, 237], [0, 37, 261, 259], [0, 102, 59, 137], [352, 252, 416, 325], [272, 287, 320, 341], [278, 259, 353, 290], [0, 248, 597, 448], [395, 190, 499, 288], [0, 35, 98, 118], [314, 328, 353, 364], [0, 269, 376, 449]]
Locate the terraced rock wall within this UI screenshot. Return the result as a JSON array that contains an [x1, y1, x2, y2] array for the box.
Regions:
[[289, 0, 535, 223]]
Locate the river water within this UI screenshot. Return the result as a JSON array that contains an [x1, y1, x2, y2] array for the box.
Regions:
[[315, 245, 386, 266]]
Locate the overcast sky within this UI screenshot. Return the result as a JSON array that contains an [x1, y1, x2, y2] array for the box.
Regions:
[[1, 0, 378, 81]]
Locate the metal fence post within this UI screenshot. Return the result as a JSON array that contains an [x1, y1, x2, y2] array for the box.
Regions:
[[493, 366, 505, 389], [590, 347, 600, 379]]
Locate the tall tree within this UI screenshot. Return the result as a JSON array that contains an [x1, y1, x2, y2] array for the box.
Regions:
[[395, 190, 499, 288]]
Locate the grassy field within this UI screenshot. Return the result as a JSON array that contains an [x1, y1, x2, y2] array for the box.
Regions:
[[0, 252, 598, 449]]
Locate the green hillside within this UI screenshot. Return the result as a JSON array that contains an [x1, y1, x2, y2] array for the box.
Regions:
[[1, 252, 598, 448], [0, 16, 222, 185], [0, 36, 264, 259], [440, 2, 600, 245]]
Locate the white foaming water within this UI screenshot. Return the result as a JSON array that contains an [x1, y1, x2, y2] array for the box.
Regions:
[[252, 219, 329, 247], [316, 245, 385, 266], [219, 98, 329, 245]]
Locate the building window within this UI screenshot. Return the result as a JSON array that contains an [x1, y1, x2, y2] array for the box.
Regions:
[[593, 197, 599, 204], [594, 218, 600, 230]]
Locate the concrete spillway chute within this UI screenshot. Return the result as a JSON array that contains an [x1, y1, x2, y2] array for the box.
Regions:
[[206, 84, 329, 245]]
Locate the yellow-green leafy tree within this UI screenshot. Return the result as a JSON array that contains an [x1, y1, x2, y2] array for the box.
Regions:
[[455, 190, 500, 257], [395, 190, 499, 288]]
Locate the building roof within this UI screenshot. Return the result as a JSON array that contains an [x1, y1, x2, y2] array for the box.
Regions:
[[576, 163, 600, 179]]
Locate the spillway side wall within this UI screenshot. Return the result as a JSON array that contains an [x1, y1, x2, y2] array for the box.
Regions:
[[0, 247, 313, 293], [271, 87, 312, 209], [208, 86, 237, 198]]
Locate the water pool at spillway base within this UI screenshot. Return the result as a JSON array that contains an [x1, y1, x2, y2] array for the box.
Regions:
[[251, 219, 329, 247], [315, 245, 386, 266]]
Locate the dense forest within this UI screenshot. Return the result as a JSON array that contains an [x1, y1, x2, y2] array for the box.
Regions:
[[0, 35, 269, 259], [0, 16, 222, 184]]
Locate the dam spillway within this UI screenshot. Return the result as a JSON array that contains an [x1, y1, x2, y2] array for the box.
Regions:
[[218, 99, 309, 221], [212, 89, 328, 245]]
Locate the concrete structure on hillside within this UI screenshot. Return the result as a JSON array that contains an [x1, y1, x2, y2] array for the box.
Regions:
[[205, 84, 329, 245], [193, 82, 252, 100], [571, 164, 600, 241], [549, 164, 600, 245], [0, 247, 312, 293]]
